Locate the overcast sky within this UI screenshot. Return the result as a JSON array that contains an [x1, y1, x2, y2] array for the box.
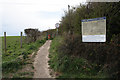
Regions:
[[0, 0, 86, 36]]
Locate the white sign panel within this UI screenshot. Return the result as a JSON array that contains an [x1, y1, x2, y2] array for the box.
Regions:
[[55, 23, 59, 28], [82, 17, 106, 42]]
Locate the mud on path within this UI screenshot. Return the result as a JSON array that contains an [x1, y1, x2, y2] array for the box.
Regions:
[[33, 40, 52, 78]]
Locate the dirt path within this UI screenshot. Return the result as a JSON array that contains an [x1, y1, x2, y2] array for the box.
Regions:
[[33, 40, 52, 78]]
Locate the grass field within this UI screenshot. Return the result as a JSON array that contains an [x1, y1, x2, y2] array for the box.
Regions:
[[1, 36, 46, 78]]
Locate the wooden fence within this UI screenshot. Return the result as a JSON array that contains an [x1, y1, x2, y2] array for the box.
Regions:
[[4, 32, 23, 53]]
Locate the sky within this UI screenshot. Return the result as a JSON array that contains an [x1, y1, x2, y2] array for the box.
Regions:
[[0, 0, 86, 36]]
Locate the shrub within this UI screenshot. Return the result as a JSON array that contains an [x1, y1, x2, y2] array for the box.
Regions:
[[58, 34, 120, 78], [24, 28, 41, 42]]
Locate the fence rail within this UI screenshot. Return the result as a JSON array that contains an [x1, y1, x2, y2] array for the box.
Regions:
[[3, 32, 23, 53]]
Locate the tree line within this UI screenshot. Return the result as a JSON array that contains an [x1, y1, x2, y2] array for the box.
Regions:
[[59, 2, 120, 41]]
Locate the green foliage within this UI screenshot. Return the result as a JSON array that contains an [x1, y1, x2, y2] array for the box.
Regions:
[[49, 34, 120, 79], [24, 28, 41, 42], [49, 36, 99, 78], [59, 2, 120, 41], [56, 3, 120, 78], [49, 2, 120, 79], [2, 59, 23, 73], [2, 36, 46, 77]]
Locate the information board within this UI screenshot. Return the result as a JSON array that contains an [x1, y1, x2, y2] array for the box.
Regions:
[[81, 17, 106, 42]]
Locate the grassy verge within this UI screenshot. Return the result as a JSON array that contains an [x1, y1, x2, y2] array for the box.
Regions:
[[49, 36, 109, 79], [2, 36, 46, 78]]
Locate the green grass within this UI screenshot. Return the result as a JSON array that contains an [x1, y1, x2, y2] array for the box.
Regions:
[[2, 36, 46, 77], [49, 36, 109, 79], [12, 72, 34, 78]]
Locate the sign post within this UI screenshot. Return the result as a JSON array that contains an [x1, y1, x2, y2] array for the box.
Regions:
[[55, 23, 59, 36], [81, 17, 106, 42]]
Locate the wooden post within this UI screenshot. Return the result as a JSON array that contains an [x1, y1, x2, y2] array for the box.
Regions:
[[57, 28, 58, 36], [21, 32, 22, 48], [4, 32, 6, 53]]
